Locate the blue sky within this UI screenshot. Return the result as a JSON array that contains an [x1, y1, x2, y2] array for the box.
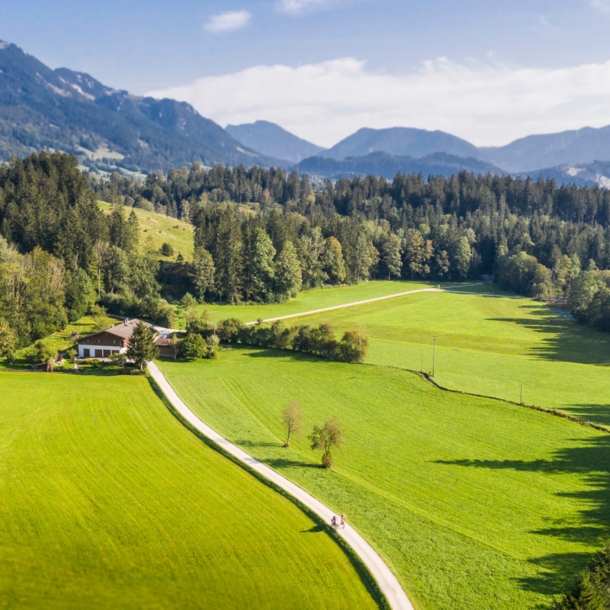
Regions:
[[3, 0, 610, 146]]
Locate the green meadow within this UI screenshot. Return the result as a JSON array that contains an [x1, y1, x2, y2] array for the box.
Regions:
[[98, 201, 194, 260], [295, 287, 610, 424], [196, 280, 438, 324], [160, 349, 610, 610], [0, 372, 377, 609]]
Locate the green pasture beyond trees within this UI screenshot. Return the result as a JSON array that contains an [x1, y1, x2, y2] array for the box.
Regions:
[[194, 280, 437, 324], [294, 286, 610, 424], [159, 349, 610, 610], [0, 373, 376, 609]]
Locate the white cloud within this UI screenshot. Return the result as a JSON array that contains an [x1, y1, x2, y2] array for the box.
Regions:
[[204, 10, 251, 33], [147, 56, 610, 148], [277, 0, 355, 14], [278, 0, 328, 13]]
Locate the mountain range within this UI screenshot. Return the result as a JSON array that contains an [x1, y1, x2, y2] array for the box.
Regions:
[[2, 38, 610, 187], [0, 40, 280, 173]]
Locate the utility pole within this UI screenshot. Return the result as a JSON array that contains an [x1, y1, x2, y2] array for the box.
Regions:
[[432, 336, 438, 377]]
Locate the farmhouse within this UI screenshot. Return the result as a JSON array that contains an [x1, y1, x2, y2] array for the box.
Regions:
[[77, 319, 154, 359]]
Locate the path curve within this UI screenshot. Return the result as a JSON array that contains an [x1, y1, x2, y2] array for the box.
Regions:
[[246, 283, 483, 325], [148, 361, 414, 610]]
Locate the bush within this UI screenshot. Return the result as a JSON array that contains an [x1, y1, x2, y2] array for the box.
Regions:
[[26, 341, 57, 365], [179, 333, 208, 359], [161, 242, 175, 257], [217, 318, 245, 343]]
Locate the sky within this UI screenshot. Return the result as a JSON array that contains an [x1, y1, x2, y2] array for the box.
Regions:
[[3, 0, 610, 147]]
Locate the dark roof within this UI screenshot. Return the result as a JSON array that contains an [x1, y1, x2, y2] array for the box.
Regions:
[[80, 319, 153, 342]]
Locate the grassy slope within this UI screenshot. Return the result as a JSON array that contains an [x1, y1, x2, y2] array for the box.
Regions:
[[295, 288, 610, 424], [0, 372, 376, 609], [98, 201, 194, 260], [159, 349, 610, 610]]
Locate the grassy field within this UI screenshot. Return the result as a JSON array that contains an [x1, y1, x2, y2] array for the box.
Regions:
[[98, 201, 194, 260], [159, 349, 610, 610], [293, 288, 610, 425], [193, 280, 441, 324], [0, 372, 377, 609]]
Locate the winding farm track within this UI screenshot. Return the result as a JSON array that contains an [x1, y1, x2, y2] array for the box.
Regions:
[[245, 283, 483, 326], [148, 361, 414, 610]]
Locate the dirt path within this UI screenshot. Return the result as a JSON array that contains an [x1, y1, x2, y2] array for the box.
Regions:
[[148, 362, 414, 610], [246, 283, 483, 326]]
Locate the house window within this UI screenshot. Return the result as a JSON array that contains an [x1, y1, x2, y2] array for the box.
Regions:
[[95, 349, 103, 358], [83, 348, 90, 358]]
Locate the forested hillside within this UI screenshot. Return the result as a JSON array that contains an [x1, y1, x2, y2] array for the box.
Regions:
[[97, 163, 610, 328], [3, 152, 610, 357]]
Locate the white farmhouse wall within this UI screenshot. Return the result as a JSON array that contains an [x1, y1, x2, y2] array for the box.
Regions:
[[78, 344, 127, 358]]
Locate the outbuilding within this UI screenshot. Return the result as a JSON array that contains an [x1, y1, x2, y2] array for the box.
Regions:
[[77, 319, 153, 359]]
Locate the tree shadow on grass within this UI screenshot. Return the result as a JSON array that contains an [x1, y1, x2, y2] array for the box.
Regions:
[[435, 435, 610, 598], [301, 524, 325, 534], [489, 304, 610, 366], [562, 404, 610, 427], [518, 551, 595, 602], [235, 439, 280, 449], [264, 457, 321, 470], [244, 348, 327, 364]]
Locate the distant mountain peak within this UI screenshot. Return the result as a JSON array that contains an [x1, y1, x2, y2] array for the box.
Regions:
[[321, 126, 479, 161], [226, 121, 325, 164]]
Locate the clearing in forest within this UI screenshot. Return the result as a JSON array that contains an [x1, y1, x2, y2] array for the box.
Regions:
[[98, 201, 194, 260]]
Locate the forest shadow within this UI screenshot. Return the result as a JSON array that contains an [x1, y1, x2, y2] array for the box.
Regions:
[[435, 434, 610, 597], [489, 304, 610, 365], [264, 457, 321, 470], [563, 404, 610, 426]]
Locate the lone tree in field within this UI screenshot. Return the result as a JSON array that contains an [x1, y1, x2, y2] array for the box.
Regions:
[[127, 321, 159, 371], [281, 400, 304, 448], [309, 418, 344, 468]]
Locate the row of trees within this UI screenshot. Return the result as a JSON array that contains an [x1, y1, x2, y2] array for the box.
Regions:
[[189, 202, 472, 303], [94, 163, 610, 228], [215, 318, 369, 363]]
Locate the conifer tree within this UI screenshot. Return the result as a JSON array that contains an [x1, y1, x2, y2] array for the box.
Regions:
[[127, 321, 159, 371], [275, 241, 302, 300]]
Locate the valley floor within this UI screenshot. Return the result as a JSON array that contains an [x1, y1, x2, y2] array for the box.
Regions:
[[0, 372, 377, 609], [159, 346, 610, 609]]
